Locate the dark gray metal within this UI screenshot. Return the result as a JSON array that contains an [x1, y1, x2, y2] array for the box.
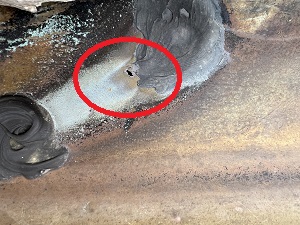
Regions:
[[0, 95, 68, 180], [134, 0, 227, 94]]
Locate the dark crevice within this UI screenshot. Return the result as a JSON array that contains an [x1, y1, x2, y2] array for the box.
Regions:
[[220, 0, 232, 26]]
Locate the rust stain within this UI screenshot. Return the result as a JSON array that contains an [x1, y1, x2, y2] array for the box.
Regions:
[[225, 0, 279, 32], [224, 0, 300, 40], [0, 42, 51, 95], [0, 6, 16, 23]]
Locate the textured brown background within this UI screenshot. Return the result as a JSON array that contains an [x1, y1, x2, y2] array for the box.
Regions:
[[1, 1, 300, 224]]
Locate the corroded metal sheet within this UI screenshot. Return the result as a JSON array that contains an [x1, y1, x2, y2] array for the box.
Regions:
[[0, 0, 300, 224]]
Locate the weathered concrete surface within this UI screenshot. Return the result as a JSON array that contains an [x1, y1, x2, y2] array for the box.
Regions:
[[1, 1, 300, 224]]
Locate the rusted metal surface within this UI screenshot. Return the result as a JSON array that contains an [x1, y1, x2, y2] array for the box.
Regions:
[[1, 1, 300, 224], [223, 0, 300, 40], [0, 1, 135, 99]]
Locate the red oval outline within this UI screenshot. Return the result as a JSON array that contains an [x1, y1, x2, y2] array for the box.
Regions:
[[73, 37, 182, 118]]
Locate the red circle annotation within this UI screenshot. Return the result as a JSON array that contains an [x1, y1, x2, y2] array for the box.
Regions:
[[73, 36, 182, 119]]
